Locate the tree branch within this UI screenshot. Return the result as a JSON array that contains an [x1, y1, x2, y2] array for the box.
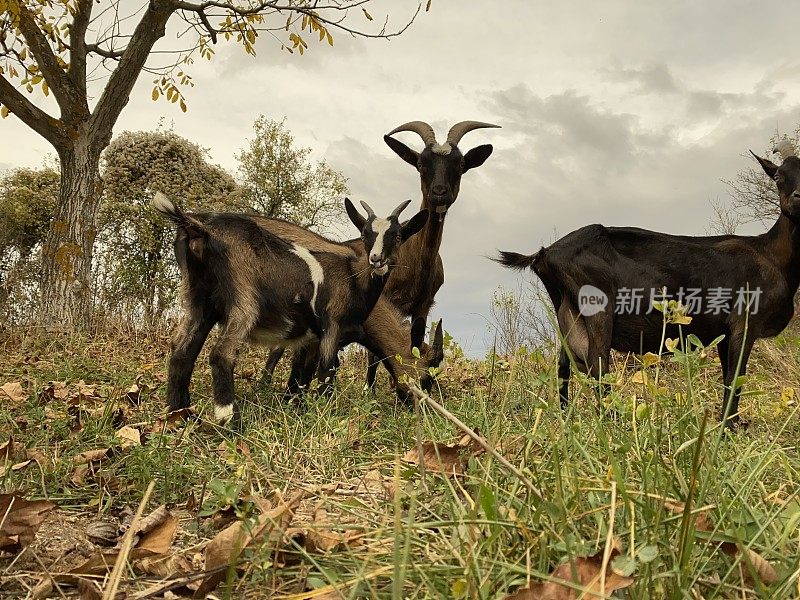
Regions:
[[90, 0, 175, 146], [0, 74, 67, 148], [86, 44, 126, 60], [13, 0, 80, 117], [67, 0, 93, 107]]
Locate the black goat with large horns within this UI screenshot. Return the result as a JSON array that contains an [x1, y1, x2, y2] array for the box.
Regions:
[[497, 140, 800, 427], [262, 120, 500, 388]]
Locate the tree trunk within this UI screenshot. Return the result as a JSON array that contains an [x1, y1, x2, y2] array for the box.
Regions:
[[40, 132, 102, 329]]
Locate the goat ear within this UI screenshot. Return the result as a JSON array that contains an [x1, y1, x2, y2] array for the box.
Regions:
[[344, 197, 366, 231], [384, 135, 420, 168], [401, 210, 429, 241], [410, 318, 426, 352], [431, 320, 444, 364], [463, 144, 493, 173], [751, 150, 779, 179]]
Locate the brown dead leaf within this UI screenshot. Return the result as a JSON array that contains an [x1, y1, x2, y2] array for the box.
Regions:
[[0, 493, 56, 553], [116, 425, 141, 448], [149, 407, 195, 433], [137, 552, 194, 578], [504, 539, 634, 599], [134, 506, 178, 554], [39, 380, 68, 402], [663, 500, 777, 586], [195, 490, 304, 597], [73, 448, 113, 465], [1, 381, 26, 404], [125, 383, 143, 405], [305, 504, 360, 554], [719, 542, 778, 586], [77, 577, 103, 600], [0, 459, 32, 477], [663, 500, 713, 531], [403, 434, 484, 476]]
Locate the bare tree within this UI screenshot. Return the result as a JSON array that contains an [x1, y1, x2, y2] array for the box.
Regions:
[[0, 0, 420, 328], [721, 127, 800, 226]]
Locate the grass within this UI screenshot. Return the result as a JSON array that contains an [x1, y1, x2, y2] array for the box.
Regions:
[[1, 323, 799, 599]]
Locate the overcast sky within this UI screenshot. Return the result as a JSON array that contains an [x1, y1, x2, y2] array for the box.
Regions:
[[3, 1, 800, 356]]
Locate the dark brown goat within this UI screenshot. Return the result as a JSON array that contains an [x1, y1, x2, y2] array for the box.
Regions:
[[496, 142, 800, 426], [154, 193, 438, 424], [262, 120, 499, 388]]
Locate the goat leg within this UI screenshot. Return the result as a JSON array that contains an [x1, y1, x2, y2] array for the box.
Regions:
[[209, 321, 251, 426], [557, 346, 571, 409], [260, 347, 286, 386], [166, 311, 215, 412], [720, 334, 753, 428]]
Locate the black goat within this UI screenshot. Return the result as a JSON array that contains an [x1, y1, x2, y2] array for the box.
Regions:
[[263, 120, 500, 388], [154, 192, 433, 423], [497, 142, 800, 426]]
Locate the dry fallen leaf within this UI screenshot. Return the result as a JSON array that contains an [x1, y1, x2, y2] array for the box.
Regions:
[[116, 425, 141, 448], [403, 434, 484, 476], [304, 503, 360, 554], [1, 381, 26, 404], [39, 380, 68, 402], [0, 493, 56, 553], [663, 500, 777, 586], [504, 539, 634, 600], [31, 505, 180, 597], [196, 490, 304, 597], [134, 505, 178, 554]]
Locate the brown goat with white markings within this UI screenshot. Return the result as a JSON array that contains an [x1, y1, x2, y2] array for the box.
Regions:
[[154, 192, 438, 424]]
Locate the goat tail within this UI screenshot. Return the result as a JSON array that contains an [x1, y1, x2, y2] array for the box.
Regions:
[[493, 249, 541, 271], [152, 192, 208, 259], [152, 192, 204, 229]]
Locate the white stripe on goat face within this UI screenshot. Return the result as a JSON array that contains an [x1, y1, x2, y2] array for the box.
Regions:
[[291, 244, 324, 315], [369, 218, 392, 274]]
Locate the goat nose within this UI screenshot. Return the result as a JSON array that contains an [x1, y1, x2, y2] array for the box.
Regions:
[[431, 184, 447, 196], [793, 190, 800, 199], [370, 253, 381, 264]]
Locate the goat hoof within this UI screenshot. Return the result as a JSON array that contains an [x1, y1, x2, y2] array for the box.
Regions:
[[213, 403, 236, 426]]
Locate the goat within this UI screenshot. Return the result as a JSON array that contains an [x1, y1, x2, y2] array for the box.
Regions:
[[153, 192, 437, 424], [496, 141, 800, 427], [262, 120, 499, 388]]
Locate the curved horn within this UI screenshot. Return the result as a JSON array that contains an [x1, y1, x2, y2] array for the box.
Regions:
[[359, 200, 376, 219], [387, 121, 438, 147], [445, 121, 501, 147], [391, 199, 412, 218], [773, 139, 796, 161]]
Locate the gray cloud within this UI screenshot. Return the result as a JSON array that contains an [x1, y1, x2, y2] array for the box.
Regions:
[[4, 1, 800, 356], [608, 62, 681, 94]]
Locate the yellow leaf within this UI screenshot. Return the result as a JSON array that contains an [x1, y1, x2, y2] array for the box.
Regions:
[[151, 87, 159, 101], [326, 30, 333, 46], [665, 338, 679, 353], [631, 370, 648, 385], [179, 98, 187, 113], [781, 387, 795, 405], [642, 352, 660, 367], [1, 105, 8, 119], [362, 7, 373, 20], [41, 80, 48, 96]]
